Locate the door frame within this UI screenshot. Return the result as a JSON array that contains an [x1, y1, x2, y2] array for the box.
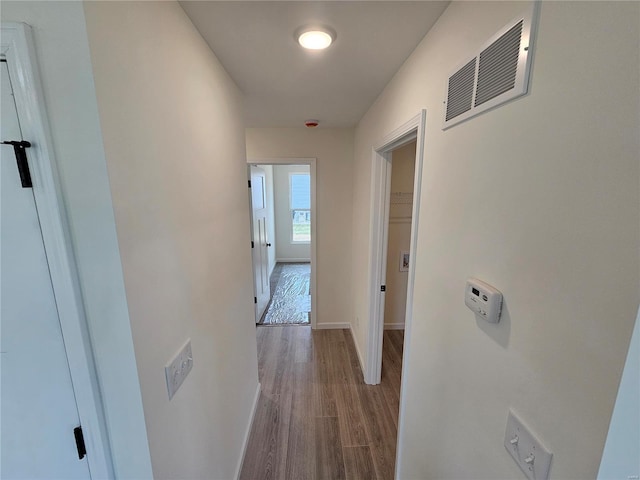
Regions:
[[247, 158, 317, 329], [366, 110, 426, 386], [1, 22, 113, 477]]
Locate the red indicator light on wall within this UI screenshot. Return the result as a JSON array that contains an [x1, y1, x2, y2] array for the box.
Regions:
[[305, 120, 319, 128]]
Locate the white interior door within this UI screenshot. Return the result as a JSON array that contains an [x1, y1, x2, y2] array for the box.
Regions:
[[1, 61, 91, 479], [251, 166, 270, 322]]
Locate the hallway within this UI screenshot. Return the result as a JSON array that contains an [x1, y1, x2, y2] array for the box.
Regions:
[[240, 327, 403, 480]]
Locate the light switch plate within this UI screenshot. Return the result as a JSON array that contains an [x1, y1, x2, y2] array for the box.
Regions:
[[504, 410, 553, 480], [165, 339, 193, 400]]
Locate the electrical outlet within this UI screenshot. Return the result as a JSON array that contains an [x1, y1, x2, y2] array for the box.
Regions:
[[504, 410, 553, 480], [165, 339, 193, 400]]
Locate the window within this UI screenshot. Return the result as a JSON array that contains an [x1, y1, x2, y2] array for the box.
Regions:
[[290, 173, 310, 243]]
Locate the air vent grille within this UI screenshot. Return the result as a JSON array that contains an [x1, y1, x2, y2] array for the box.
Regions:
[[475, 20, 523, 107], [446, 58, 476, 121], [441, 4, 537, 130]]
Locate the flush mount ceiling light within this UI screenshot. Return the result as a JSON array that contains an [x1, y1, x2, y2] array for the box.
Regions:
[[296, 27, 335, 50]]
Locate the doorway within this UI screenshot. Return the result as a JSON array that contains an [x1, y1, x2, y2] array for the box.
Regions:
[[247, 159, 317, 328], [366, 111, 425, 387], [383, 141, 416, 332], [366, 110, 426, 478], [380, 139, 416, 416]]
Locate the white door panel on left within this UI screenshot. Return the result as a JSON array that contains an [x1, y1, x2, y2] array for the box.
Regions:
[[1, 61, 91, 478], [251, 166, 270, 322]]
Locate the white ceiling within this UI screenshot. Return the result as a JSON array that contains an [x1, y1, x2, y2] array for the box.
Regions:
[[180, 1, 449, 127]]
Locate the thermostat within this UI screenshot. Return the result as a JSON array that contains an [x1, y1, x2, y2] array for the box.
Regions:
[[465, 278, 503, 323]]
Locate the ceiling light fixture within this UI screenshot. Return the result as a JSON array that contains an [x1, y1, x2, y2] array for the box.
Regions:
[[296, 27, 335, 50]]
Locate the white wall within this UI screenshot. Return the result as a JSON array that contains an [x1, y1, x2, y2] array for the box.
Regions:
[[83, 2, 259, 478], [246, 128, 354, 328], [384, 141, 416, 329], [598, 308, 640, 480], [273, 164, 311, 262], [0, 3, 152, 477], [350, 2, 640, 479]]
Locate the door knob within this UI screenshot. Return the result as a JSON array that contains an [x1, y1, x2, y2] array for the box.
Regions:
[[266, 243, 272, 247]]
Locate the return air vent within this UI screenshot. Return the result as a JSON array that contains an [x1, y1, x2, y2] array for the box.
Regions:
[[475, 20, 523, 107], [445, 58, 476, 121], [442, 3, 538, 129]]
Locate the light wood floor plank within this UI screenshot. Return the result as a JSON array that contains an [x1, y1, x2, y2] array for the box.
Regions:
[[343, 445, 377, 480], [357, 383, 398, 479], [380, 332, 403, 427], [315, 416, 346, 480], [335, 384, 368, 447], [294, 326, 314, 363], [284, 362, 316, 479], [239, 393, 281, 480], [369, 442, 397, 480], [342, 330, 366, 385]]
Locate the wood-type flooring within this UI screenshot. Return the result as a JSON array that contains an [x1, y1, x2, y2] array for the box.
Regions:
[[240, 327, 404, 480]]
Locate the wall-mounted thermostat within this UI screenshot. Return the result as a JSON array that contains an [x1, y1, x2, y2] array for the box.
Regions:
[[465, 278, 503, 323]]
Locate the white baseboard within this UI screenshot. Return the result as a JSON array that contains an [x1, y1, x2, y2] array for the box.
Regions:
[[276, 258, 311, 263], [349, 326, 366, 379], [234, 382, 261, 480], [384, 323, 405, 330], [315, 322, 350, 330]]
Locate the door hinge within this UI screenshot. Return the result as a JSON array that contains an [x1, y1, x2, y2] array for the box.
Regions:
[[73, 426, 86, 460], [248, 180, 251, 188], [254, 297, 257, 304], [1, 140, 32, 188], [251, 241, 254, 249], [380, 285, 386, 292]]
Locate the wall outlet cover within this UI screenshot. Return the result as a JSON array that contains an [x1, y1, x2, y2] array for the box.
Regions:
[[504, 410, 553, 480], [165, 339, 193, 400]]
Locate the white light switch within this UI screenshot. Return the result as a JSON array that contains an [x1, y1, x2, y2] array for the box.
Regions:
[[504, 410, 553, 480], [165, 339, 193, 400]]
